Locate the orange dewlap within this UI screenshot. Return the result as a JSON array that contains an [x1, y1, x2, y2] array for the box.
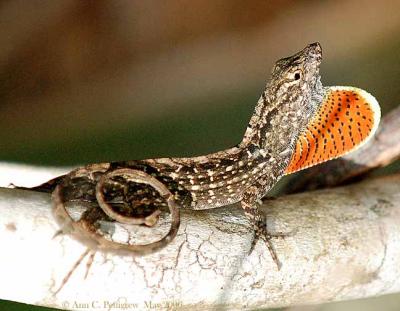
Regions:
[[285, 87, 380, 174]]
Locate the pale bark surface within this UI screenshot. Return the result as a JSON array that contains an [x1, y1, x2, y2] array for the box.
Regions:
[[1, 172, 399, 310]]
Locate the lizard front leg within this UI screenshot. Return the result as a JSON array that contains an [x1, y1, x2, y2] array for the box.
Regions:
[[241, 185, 285, 269]]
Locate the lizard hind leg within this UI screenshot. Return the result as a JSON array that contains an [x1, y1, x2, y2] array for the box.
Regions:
[[53, 167, 181, 256], [95, 169, 163, 227], [94, 168, 181, 253]]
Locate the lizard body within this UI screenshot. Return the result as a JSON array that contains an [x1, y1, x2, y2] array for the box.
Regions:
[[23, 43, 380, 268]]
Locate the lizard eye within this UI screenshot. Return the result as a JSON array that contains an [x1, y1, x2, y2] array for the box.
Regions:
[[287, 70, 302, 83]]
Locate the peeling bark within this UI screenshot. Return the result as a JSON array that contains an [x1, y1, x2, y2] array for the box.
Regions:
[[1, 169, 400, 310]]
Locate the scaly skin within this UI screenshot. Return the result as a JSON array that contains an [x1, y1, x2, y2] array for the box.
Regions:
[[27, 43, 325, 268]]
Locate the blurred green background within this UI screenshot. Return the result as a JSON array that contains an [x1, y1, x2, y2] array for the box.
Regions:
[[1, 0, 399, 310]]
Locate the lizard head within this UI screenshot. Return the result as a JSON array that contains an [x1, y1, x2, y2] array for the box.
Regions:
[[241, 43, 325, 150], [268, 42, 324, 130]]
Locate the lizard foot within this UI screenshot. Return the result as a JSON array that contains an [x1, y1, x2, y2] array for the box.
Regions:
[[248, 223, 289, 270]]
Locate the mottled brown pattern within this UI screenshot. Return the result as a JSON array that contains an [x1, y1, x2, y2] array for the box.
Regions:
[[27, 43, 326, 268]]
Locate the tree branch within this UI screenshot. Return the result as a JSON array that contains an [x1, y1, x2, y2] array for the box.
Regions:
[[1, 170, 400, 310]]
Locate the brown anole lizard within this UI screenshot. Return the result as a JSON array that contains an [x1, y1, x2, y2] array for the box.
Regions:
[[18, 42, 380, 270]]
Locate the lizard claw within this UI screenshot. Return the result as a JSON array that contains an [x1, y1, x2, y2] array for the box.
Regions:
[[248, 228, 285, 270]]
